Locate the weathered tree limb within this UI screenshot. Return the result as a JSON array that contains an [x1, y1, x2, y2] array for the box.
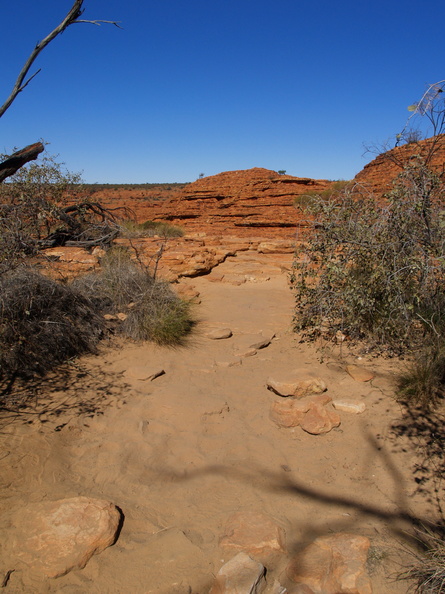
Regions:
[[0, 1, 121, 119], [0, 142, 44, 183]]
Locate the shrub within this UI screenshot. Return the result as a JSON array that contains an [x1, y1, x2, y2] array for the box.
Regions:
[[119, 219, 184, 239], [397, 340, 445, 406], [0, 268, 104, 382], [73, 246, 193, 345], [291, 159, 445, 353], [398, 528, 445, 593]]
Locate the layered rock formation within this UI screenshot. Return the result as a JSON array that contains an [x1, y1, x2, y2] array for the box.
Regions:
[[157, 168, 331, 238], [92, 168, 332, 239], [354, 135, 445, 195]]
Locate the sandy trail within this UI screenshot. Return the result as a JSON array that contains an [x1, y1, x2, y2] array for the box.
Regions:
[[0, 252, 432, 593]]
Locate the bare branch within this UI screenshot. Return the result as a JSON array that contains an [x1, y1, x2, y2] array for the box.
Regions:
[[0, 1, 120, 119], [0, 142, 45, 183]]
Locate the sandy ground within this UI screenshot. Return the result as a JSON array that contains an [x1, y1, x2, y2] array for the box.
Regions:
[[0, 251, 439, 593]]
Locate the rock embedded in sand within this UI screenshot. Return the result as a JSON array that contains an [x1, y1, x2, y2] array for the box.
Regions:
[[332, 399, 366, 414], [300, 403, 341, 435], [270, 393, 340, 435], [5, 496, 121, 578], [346, 365, 374, 382], [219, 511, 286, 563], [287, 533, 372, 594], [267, 377, 327, 398], [209, 552, 266, 594], [205, 328, 233, 340]]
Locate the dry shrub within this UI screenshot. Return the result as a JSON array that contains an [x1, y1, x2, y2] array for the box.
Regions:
[[292, 160, 445, 352], [119, 219, 184, 239], [73, 246, 193, 345], [398, 528, 445, 593], [0, 268, 104, 382]]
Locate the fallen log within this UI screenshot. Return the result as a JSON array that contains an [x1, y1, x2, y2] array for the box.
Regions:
[[0, 142, 44, 183]]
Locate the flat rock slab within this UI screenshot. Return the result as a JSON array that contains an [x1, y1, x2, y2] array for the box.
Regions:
[[346, 365, 374, 382], [3, 497, 121, 578], [332, 399, 367, 414], [267, 377, 327, 398], [205, 328, 233, 340], [287, 533, 372, 594], [219, 511, 286, 564], [270, 394, 340, 435], [209, 552, 266, 594]]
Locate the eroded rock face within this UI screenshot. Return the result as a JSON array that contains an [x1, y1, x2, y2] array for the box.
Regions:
[[3, 497, 121, 578], [354, 135, 445, 196], [287, 533, 372, 594]]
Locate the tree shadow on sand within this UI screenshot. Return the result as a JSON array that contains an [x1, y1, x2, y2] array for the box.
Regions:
[[390, 398, 445, 518], [0, 360, 130, 431]]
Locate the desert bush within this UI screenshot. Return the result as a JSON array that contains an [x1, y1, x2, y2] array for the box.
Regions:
[[0, 268, 104, 382], [291, 158, 445, 352], [119, 219, 184, 239], [398, 528, 445, 593], [397, 340, 445, 406], [73, 246, 193, 345]]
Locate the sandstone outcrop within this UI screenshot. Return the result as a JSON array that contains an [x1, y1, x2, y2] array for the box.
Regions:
[[354, 135, 445, 195]]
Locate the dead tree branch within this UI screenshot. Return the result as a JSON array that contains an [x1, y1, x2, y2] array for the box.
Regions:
[[0, 1, 120, 119], [0, 142, 44, 183]]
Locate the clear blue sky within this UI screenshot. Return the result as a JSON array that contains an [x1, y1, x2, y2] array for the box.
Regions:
[[0, 0, 443, 183]]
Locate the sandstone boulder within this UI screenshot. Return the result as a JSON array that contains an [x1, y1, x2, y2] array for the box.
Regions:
[[287, 533, 372, 594], [332, 399, 366, 414], [4, 497, 121, 578]]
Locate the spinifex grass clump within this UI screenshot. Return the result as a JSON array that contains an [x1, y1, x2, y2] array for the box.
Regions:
[[398, 528, 445, 593], [0, 268, 104, 381], [73, 246, 193, 346], [119, 219, 184, 239]]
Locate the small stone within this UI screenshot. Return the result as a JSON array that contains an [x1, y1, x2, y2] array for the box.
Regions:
[[267, 377, 327, 398], [125, 366, 165, 381], [249, 333, 275, 350], [235, 348, 257, 358], [5, 497, 121, 578], [346, 365, 374, 382], [209, 552, 266, 594], [287, 533, 372, 594], [219, 511, 286, 563], [300, 404, 341, 435], [332, 399, 366, 414], [206, 328, 233, 340]]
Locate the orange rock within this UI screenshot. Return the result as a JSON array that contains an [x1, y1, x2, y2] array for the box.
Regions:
[[219, 511, 286, 563], [6, 497, 121, 578], [346, 365, 374, 382], [209, 552, 266, 594], [287, 533, 372, 594], [300, 403, 341, 435]]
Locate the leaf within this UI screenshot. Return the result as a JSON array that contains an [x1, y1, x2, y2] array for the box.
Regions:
[[407, 104, 418, 112]]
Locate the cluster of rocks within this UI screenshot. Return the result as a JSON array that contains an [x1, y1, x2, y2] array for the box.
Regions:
[[267, 369, 371, 435], [1, 499, 373, 593], [38, 236, 294, 282]]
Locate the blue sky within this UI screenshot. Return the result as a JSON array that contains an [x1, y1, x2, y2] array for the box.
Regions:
[[0, 0, 443, 183]]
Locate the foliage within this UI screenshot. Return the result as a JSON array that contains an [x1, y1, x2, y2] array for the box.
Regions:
[[398, 528, 445, 593], [119, 219, 184, 239], [291, 159, 445, 353], [73, 246, 193, 345], [0, 268, 104, 383]]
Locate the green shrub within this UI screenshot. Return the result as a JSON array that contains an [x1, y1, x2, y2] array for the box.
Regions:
[[119, 219, 184, 239], [291, 159, 445, 353], [397, 340, 445, 405]]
